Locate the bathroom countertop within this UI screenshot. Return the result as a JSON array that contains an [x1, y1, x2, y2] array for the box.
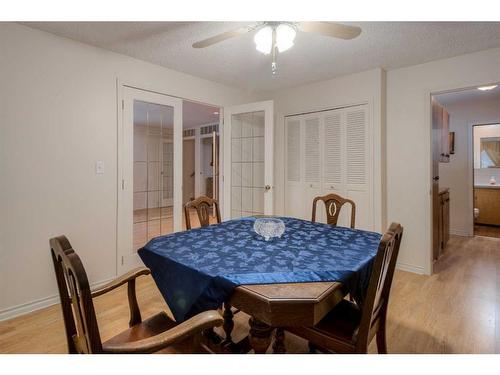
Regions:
[[474, 184, 500, 189]]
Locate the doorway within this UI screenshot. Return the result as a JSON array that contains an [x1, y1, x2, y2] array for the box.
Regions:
[[118, 88, 274, 272], [472, 123, 500, 238], [181, 100, 221, 228], [431, 83, 500, 263]]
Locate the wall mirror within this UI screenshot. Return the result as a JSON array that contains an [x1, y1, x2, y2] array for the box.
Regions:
[[480, 136, 500, 168]]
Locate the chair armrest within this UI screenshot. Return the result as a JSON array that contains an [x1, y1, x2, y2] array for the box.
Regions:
[[102, 310, 223, 354], [91, 267, 150, 298]]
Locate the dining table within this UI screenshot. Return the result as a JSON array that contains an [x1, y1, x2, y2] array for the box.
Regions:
[[138, 216, 382, 353]]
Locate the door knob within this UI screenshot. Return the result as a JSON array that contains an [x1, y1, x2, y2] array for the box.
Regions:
[[264, 185, 271, 191]]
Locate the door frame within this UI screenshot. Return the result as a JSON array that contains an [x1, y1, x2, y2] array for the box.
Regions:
[[222, 100, 274, 220], [117, 85, 183, 273], [182, 137, 196, 204], [469, 122, 500, 235], [428, 80, 500, 275]]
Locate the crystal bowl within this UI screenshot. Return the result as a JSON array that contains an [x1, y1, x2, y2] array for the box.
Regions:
[[253, 217, 285, 241]]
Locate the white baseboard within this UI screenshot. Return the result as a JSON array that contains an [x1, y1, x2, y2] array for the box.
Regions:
[[396, 262, 426, 275], [450, 229, 473, 237], [0, 276, 115, 322]]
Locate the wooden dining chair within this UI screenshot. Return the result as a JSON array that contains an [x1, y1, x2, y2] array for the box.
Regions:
[[311, 193, 356, 229], [184, 195, 221, 230], [286, 222, 403, 354], [50, 235, 223, 354]]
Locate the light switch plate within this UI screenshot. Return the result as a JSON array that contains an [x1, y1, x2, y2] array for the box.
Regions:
[[95, 160, 105, 174]]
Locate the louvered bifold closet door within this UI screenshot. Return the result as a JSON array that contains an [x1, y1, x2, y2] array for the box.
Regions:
[[322, 109, 346, 225], [345, 105, 371, 230], [285, 117, 303, 219], [284, 104, 372, 230], [303, 115, 322, 220]]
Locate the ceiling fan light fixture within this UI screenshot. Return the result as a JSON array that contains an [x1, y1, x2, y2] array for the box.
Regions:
[[276, 24, 296, 53], [254, 26, 273, 55]]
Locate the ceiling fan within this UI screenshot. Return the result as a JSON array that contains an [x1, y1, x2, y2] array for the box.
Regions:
[[192, 22, 362, 74]]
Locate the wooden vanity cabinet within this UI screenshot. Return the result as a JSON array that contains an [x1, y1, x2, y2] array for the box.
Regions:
[[437, 189, 450, 258], [475, 187, 500, 225]]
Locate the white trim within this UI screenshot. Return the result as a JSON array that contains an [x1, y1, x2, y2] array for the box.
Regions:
[[217, 107, 226, 212], [426, 92, 435, 276], [0, 277, 115, 322], [283, 99, 370, 118], [467, 121, 475, 238], [194, 127, 202, 197], [396, 262, 426, 275], [450, 229, 473, 237]]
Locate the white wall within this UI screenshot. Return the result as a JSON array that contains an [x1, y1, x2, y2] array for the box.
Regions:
[[438, 99, 500, 236], [267, 68, 387, 233], [387, 47, 500, 275], [0, 23, 258, 319]]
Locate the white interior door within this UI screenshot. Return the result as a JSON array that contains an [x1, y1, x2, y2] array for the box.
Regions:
[[223, 100, 274, 220], [118, 86, 182, 272]]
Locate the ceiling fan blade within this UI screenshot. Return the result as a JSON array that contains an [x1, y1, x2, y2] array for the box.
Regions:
[[299, 22, 361, 40], [192, 25, 256, 48]]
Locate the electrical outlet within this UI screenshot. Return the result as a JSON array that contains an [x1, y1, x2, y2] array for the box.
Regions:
[[95, 160, 105, 174]]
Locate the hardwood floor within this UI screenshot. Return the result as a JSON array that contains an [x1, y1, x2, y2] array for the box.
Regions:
[[1, 234, 499, 353], [475, 224, 500, 239], [133, 207, 218, 249]]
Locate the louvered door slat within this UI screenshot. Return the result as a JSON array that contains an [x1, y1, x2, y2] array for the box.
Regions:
[[286, 119, 300, 182], [304, 117, 320, 182], [346, 109, 367, 186], [324, 112, 342, 185]]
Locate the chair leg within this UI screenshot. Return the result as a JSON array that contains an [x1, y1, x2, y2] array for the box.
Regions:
[[308, 342, 317, 353], [376, 329, 388, 354], [222, 303, 234, 345]]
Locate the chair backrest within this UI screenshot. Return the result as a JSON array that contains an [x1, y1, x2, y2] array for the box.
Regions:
[[50, 235, 103, 353], [356, 222, 403, 351], [184, 195, 221, 230], [311, 193, 356, 229]]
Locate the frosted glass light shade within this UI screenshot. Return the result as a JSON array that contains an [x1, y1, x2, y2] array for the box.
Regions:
[[276, 24, 296, 53], [254, 26, 273, 55]]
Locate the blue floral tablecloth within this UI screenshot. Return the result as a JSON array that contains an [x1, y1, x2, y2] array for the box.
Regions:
[[138, 216, 381, 322]]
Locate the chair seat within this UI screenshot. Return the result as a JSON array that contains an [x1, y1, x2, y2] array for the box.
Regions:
[[287, 299, 362, 353], [102, 312, 177, 351]]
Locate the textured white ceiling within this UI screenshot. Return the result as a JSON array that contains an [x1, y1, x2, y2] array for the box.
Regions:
[[22, 22, 500, 91]]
